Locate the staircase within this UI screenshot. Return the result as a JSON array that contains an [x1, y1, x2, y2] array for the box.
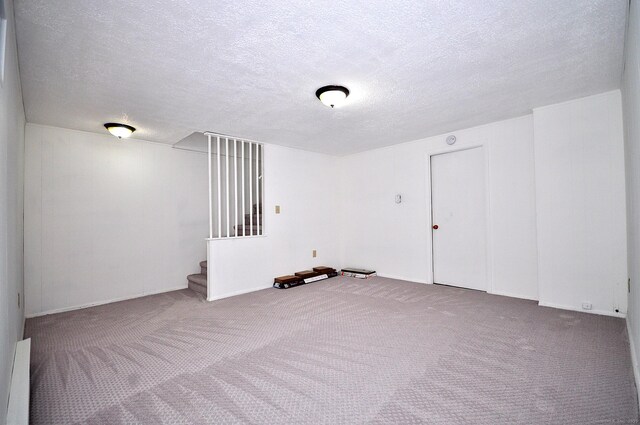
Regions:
[[187, 261, 207, 296], [188, 204, 261, 296], [233, 204, 262, 236]]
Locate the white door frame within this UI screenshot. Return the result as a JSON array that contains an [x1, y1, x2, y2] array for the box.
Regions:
[[424, 144, 494, 293]]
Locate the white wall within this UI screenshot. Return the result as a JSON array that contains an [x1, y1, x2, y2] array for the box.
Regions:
[[24, 124, 209, 316], [24, 126, 343, 305], [22, 91, 629, 320], [0, 0, 25, 421], [534, 91, 627, 316], [339, 115, 539, 300], [207, 144, 341, 300], [623, 0, 640, 391]]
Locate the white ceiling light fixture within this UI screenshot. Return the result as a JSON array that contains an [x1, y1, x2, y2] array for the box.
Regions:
[[104, 122, 136, 139], [316, 85, 350, 108]]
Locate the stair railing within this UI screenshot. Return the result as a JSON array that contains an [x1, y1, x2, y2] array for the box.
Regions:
[[204, 132, 264, 239]]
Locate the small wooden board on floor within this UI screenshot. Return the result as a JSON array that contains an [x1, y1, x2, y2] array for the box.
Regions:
[[274, 266, 338, 289]]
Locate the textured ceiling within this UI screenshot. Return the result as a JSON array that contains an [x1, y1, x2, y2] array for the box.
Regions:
[[14, 0, 627, 155]]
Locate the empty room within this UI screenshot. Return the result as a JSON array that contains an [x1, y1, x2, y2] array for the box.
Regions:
[[2, 0, 640, 424]]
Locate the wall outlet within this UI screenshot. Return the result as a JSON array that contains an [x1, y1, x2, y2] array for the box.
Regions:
[[275, 205, 280, 214], [582, 302, 592, 310], [312, 250, 317, 258]]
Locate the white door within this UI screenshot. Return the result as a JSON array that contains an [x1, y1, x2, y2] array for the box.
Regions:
[[430, 147, 487, 291]]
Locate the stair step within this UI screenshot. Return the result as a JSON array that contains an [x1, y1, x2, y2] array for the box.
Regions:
[[187, 273, 207, 287], [244, 214, 263, 225], [188, 281, 207, 296], [234, 225, 261, 236], [199, 260, 207, 274]]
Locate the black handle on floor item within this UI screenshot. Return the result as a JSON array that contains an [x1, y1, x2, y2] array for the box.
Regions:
[[432, 224, 439, 230]]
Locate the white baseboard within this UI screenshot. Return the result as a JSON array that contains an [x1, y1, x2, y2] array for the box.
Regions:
[[538, 301, 626, 318], [375, 273, 430, 284], [489, 289, 538, 302], [627, 318, 640, 407], [25, 285, 188, 318], [208, 284, 272, 301]]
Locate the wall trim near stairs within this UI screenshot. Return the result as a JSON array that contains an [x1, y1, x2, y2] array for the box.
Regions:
[[25, 285, 188, 318]]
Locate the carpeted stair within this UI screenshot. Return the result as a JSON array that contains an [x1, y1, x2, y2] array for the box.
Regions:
[[234, 204, 263, 236], [188, 205, 261, 295], [187, 261, 207, 296]]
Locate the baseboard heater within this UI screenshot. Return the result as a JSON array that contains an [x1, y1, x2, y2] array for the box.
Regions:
[[7, 338, 30, 425]]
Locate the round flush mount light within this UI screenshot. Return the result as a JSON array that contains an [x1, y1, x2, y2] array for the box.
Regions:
[[316, 85, 350, 108], [104, 123, 136, 139]]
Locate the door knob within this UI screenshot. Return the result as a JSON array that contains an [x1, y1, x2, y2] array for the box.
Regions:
[[432, 225, 439, 230]]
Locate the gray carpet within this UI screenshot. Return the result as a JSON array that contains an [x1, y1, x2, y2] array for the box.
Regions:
[[25, 276, 638, 424]]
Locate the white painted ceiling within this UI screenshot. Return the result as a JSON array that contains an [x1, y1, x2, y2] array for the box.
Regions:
[[14, 0, 627, 155]]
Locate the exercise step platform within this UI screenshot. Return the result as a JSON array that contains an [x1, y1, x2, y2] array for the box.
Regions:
[[274, 266, 337, 289]]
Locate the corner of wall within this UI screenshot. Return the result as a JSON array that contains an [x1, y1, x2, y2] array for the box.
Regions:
[[622, 0, 640, 401]]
